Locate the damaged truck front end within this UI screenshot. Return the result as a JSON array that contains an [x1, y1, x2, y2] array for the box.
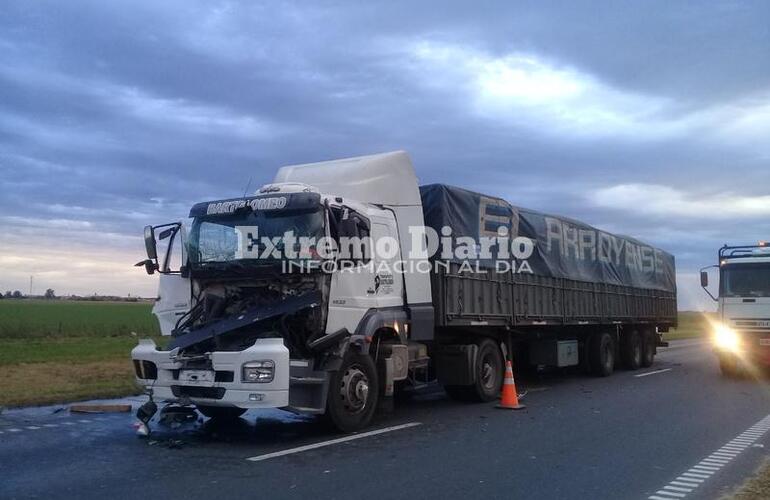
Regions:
[[132, 190, 346, 421]]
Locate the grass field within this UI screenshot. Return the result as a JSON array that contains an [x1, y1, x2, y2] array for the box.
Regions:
[[664, 310, 713, 340], [0, 299, 159, 338], [0, 299, 161, 407]]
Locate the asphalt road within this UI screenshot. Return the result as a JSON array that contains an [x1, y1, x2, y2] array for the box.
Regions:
[[2, 339, 770, 500]]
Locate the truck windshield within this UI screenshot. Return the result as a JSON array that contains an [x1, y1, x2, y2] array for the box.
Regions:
[[722, 263, 770, 298], [188, 208, 325, 265]]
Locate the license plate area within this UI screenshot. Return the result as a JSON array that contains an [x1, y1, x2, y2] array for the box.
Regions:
[[179, 370, 215, 385], [759, 338, 770, 346]]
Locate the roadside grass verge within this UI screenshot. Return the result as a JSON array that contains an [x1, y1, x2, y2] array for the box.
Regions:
[[0, 337, 166, 408], [0, 299, 161, 407], [725, 459, 770, 499], [1, 360, 140, 408]]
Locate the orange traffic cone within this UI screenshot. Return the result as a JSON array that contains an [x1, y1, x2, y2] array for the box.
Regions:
[[497, 360, 526, 410]]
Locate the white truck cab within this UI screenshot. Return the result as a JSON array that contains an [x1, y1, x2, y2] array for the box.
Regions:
[[701, 243, 770, 375], [132, 152, 434, 431]]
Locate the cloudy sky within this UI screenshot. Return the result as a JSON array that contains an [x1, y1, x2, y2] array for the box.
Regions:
[[1, 1, 769, 309]]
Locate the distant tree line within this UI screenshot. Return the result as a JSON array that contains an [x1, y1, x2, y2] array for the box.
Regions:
[[0, 290, 150, 302], [1, 289, 57, 299]]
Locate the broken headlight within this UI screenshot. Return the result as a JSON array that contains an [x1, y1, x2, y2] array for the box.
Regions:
[[242, 360, 275, 383]]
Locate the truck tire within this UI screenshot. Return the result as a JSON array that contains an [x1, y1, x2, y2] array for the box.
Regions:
[[641, 329, 656, 368], [444, 339, 504, 402], [472, 339, 505, 401], [620, 329, 642, 370], [325, 350, 379, 432], [443, 339, 504, 403], [589, 332, 615, 377], [197, 406, 247, 420]]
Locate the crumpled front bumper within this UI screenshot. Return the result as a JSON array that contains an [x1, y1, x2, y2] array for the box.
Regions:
[[131, 338, 290, 409]]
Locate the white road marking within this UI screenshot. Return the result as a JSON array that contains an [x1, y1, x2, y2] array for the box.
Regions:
[[77, 419, 92, 423], [43, 424, 58, 428], [648, 414, 770, 499], [635, 368, 673, 378], [701, 459, 729, 465], [245, 422, 422, 462], [670, 481, 698, 488], [62, 422, 75, 426], [25, 426, 41, 430], [655, 489, 686, 498], [8, 428, 21, 433], [681, 472, 710, 480], [691, 465, 720, 472], [664, 485, 693, 493]]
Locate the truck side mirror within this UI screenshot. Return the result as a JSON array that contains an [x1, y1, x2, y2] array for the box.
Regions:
[[144, 225, 158, 260], [700, 270, 709, 288], [134, 259, 157, 275]]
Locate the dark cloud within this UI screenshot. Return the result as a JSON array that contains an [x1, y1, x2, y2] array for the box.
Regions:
[[1, 0, 769, 306]]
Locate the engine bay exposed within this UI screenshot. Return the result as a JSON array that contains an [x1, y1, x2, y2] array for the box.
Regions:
[[173, 273, 329, 358]]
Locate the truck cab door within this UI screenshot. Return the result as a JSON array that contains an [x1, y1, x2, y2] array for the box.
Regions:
[[149, 223, 192, 336]]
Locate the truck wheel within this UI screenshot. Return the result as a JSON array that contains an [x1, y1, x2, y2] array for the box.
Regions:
[[197, 406, 247, 420], [620, 329, 642, 370], [472, 339, 504, 402], [641, 330, 656, 368], [589, 332, 615, 377], [719, 354, 739, 378], [443, 339, 504, 402], [326, 350, 379, 432]]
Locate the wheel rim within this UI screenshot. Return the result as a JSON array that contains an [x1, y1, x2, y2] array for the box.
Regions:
[[340, 365, 369, 414], [480, 354, 497, 390]]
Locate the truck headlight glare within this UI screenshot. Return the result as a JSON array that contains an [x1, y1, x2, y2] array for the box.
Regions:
[[242, 360, 275, 383], [714, 324, 740, 352]]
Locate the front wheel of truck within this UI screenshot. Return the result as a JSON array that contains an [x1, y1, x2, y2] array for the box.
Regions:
[[325, 351, 379, 433]]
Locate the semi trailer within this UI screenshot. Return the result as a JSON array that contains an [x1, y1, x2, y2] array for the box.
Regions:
[[701, 243, 770, 376], [132, 151, 677, 432]]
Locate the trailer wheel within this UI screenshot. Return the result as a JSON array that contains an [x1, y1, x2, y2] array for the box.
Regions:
[[640, 330, 656, 368], [620, 329, 642, 370], [197, 406, 247, 420], [325, 350, 379, 432], [589, 332, 615, 377], [443, 339, 504, 403], [470, 339, 504, 402]]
